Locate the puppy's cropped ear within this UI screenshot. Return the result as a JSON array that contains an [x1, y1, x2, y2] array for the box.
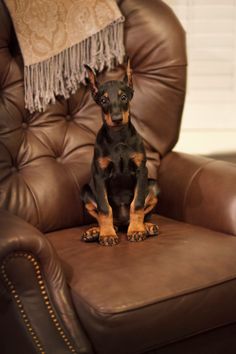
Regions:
[[84, 65, 99, 99], [123, 57, 133, 89]]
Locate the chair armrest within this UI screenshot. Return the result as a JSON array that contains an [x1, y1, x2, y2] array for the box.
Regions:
[[0, 209, 93, 354], [157, 152, 236, 236]]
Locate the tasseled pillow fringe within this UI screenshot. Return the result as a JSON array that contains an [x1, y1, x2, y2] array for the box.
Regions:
[[24, 19, 125, 113]]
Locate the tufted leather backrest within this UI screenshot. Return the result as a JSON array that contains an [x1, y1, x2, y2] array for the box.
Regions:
[[0, 0, 187, 232]]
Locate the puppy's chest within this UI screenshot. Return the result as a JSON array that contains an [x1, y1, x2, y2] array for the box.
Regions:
[[99, 143, 144, 177]]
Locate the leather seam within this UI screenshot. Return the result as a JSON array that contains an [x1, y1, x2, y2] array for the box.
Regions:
[[182, 160, 216, 221], [134, 64, 188, 74], [75, 274, 236, 316]]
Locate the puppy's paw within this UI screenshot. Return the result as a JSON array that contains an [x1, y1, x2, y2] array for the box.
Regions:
[[145, 222, 159, 237], [81, 227, 100, 242], [99, 235, 119, 246], [127, 231, 147, 242]]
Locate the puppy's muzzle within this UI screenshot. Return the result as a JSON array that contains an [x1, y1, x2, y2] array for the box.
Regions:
[[112, 114, 123, 124]]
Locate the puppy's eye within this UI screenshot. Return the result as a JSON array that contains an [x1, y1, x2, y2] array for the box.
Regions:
[[121, 94, 127, 102], [100, 96, 108, 105]]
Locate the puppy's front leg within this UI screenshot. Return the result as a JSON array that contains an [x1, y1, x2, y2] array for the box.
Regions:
[[94, 175, 119, 246], [127, 165, 148, 242]]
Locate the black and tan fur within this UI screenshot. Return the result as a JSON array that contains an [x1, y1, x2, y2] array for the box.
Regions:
[[81, 60, 159, 246]]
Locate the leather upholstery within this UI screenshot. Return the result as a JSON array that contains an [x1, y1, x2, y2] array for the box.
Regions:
[[47, 215, 236, 354], [1, 0, 236, 353], [0, 0, 186, 233], [0, 210, 93, 354], [146, 323, 236, 354], [157, 152, 236, 235]]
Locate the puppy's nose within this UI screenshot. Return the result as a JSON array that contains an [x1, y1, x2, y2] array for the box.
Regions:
[[112, 114, 123, 124]]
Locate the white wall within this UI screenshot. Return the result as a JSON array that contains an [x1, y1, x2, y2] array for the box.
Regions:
[[165, 0, 236, 154]]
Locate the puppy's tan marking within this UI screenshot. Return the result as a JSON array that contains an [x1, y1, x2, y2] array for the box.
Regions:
[[104, 113, 114, 126], [98, 156, 111, 170], [145, 222, 159, 236], [98, 208, 119, 245], [130, 152, 144, 167], [144, 196, 158, 215], [122, 110, 130, 124], [85, 202, 98, 220], [127, 186, 146, 241]]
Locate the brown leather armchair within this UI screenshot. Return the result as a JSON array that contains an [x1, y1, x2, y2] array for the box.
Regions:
[[1, 1, 236, 353]]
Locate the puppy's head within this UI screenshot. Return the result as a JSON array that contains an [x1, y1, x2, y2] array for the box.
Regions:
[[85, 59, 134, 127]]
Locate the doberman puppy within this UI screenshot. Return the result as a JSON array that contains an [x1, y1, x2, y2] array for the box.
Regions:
[[81, 60, 159, 246]]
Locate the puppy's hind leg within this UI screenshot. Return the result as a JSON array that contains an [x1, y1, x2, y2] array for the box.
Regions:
[[81, 185, 100, 242], [144, 180, 159, 237]]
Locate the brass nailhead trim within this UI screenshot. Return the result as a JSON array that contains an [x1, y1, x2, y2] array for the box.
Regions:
[[1, 254, 45, 354], [1, 252, 77, 354]]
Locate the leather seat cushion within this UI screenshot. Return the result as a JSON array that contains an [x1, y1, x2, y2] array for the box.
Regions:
[[47, 215, 236, 354]]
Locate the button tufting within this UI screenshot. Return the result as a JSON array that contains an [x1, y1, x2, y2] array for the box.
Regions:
[[22, 122, 28, 129], [65, 115, 72, 121], [56, 157, 62, 163], [11, 166, 18, 173]]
